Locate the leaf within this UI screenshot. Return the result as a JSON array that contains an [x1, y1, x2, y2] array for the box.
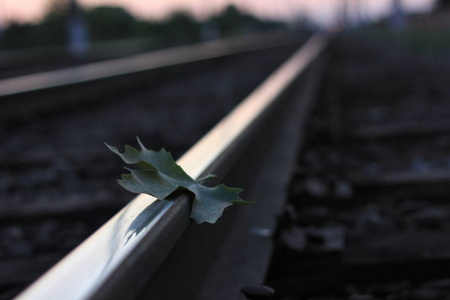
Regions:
[[106, 137, 251, 224]]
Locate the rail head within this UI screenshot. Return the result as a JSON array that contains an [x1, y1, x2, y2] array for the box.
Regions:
[[15, 33, 328, 300]]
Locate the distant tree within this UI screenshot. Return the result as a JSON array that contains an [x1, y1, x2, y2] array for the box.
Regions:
[[211, 6, 247, 36], [210, 5, 284, 37], [162, 12, 201, 44], [86, 7, 136, 41], [0, 23, 36, 49], [0, 2, 69, 49], [35, 7, 68, 46], [0, 3, 285, 50]]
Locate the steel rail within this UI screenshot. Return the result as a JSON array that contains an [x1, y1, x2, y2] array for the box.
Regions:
[[0, 31, 300, 97], [0, 37, 153, 68], [15, 33, 328, 300]]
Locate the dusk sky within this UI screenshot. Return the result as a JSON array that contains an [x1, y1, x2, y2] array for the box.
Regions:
[[0, 0, 437, 27]]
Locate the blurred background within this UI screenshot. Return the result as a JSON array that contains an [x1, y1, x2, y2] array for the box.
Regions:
[[0, 0, 445, 55]]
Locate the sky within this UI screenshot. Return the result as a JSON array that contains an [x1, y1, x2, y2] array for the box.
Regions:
[[0, 0, 437, 27]]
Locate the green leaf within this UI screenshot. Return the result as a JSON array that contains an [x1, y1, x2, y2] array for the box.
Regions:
[[106, 137, 251, 224]]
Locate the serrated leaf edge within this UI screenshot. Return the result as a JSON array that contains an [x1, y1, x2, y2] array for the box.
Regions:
[[107, 138, 248, 224]]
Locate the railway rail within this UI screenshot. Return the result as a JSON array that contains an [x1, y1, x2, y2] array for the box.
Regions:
[[0, 37, 157, 80], [0, 31, 301, 122], [9, 33, 327, 300], [4, 30, 450, 300], [0, 31, 313, 299]]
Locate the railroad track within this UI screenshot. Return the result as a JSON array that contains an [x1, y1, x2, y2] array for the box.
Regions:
[[0, 31, 310, 299], [5, 31, 450, 300], [0, 37, 158, 80], [0, 31, 301, 121], [1, 32, 325, 300]]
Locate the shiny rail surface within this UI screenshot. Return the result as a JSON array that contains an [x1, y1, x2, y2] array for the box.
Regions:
[[0, 31, 299, 97], [0, 37, 153, 69], [15, 33, 328, 300]]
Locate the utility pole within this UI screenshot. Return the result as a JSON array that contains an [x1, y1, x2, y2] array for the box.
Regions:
[[354, 0, 361, 26], [342, 0, 355, 29], [340, 0, 347, 28], [200, 0, 219, 41], [67, 0, 89, 58], [346, 0, 361, 28], [358, 0, 366, 25], [391, 0, 405, 30]]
